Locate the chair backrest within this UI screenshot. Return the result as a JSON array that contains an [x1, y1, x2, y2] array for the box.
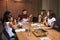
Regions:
[[56, 18, 60, 28], [2, 23, 10, 40], [32, 17, 38, 23]]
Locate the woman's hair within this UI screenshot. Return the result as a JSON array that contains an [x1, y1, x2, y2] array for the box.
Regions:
[[22, 9, 27, 14], [7, 16, 12, 22], [22, 9, 27, 12], [3, 11, 11, 22], [38, 10, 47, 22], [48, 10, 56, 18], [3, 11, 11, 18], [40, 9, 47, 16], [41, 10, 46, 12]]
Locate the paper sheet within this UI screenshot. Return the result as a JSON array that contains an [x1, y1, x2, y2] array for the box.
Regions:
[[40, 37, 51, 40]]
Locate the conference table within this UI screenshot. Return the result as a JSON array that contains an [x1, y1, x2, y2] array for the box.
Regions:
[[15, 23, 60, 40]]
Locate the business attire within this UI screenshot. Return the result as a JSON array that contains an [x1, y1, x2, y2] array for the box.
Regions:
[[47, 17, 58, 28], [4, 22, 15, 38]]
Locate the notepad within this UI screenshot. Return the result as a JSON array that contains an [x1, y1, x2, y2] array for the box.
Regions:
[[18, 22, 23, 26], [31, 23, 45, 27], [40, 37, 51, 40], [31, 23, 38, 26]]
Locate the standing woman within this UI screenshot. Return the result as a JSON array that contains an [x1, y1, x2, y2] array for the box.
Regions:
[[43, 10, 58, 29]]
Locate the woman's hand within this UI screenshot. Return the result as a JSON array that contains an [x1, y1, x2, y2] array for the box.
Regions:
[[12, 25, 19, 30], [9, 22, 19, 30]]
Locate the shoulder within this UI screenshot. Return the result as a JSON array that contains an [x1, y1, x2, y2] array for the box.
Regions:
[[4, 22, 10, 26]]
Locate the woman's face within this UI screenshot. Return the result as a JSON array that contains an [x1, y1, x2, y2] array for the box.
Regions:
[[23, 11, 27, 15]]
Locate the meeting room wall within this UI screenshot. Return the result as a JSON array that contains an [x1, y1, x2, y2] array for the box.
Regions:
[[0, 0, 42, 18], [58, 0, 60, 18], [42, 0, 58, 18], [0, 0, 32, 18], [42, 0, 50, 11], [49, 0, 58, 18], [0, 0, 6, 18]]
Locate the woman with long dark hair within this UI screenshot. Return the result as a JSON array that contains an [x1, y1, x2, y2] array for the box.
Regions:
[[4, 16, 16, 40], [43, 10, 58, 29]]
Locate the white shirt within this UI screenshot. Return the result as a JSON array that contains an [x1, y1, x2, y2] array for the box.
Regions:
[[47, 17, 58, 28], [4, 22, 15, 37], [4, 22, 11, 29], [47, 17, 56, 26]]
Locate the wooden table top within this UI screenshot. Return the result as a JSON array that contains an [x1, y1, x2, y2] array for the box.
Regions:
[[15, 24, 60, 40]]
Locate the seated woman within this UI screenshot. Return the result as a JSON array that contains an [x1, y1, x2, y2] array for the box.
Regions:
[[38, 10, 47, 23], [4, 16, 15, 38], [42, 10, 58, 30]]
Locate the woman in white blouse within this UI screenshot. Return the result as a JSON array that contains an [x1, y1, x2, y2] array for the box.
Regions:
[[43, 10, 58, 29]]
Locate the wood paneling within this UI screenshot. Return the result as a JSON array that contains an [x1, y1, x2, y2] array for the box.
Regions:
[[0, 0, 42, 18]]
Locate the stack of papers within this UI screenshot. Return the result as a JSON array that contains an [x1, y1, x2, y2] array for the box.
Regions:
[[40, 37, 51, 40], [22, 18, 28, 22], [31, 23, 45, 27], [18, 22, 23, 26], [20, 18, 29, 24]]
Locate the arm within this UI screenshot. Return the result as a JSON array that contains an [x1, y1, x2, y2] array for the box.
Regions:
[[43, 17, 56, 30], [48, 17, 56, 29], [43, 16, 48, 26], [42, 21, 55, 30], [49, 21, 55, 29], [9, 22, 19, 30], [27, 14, 33, 22]]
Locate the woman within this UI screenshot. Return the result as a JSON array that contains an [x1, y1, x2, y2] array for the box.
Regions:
[[4, 16, 15, 38], [43, 10, 58, 29], [38, 10, 47, 23]]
